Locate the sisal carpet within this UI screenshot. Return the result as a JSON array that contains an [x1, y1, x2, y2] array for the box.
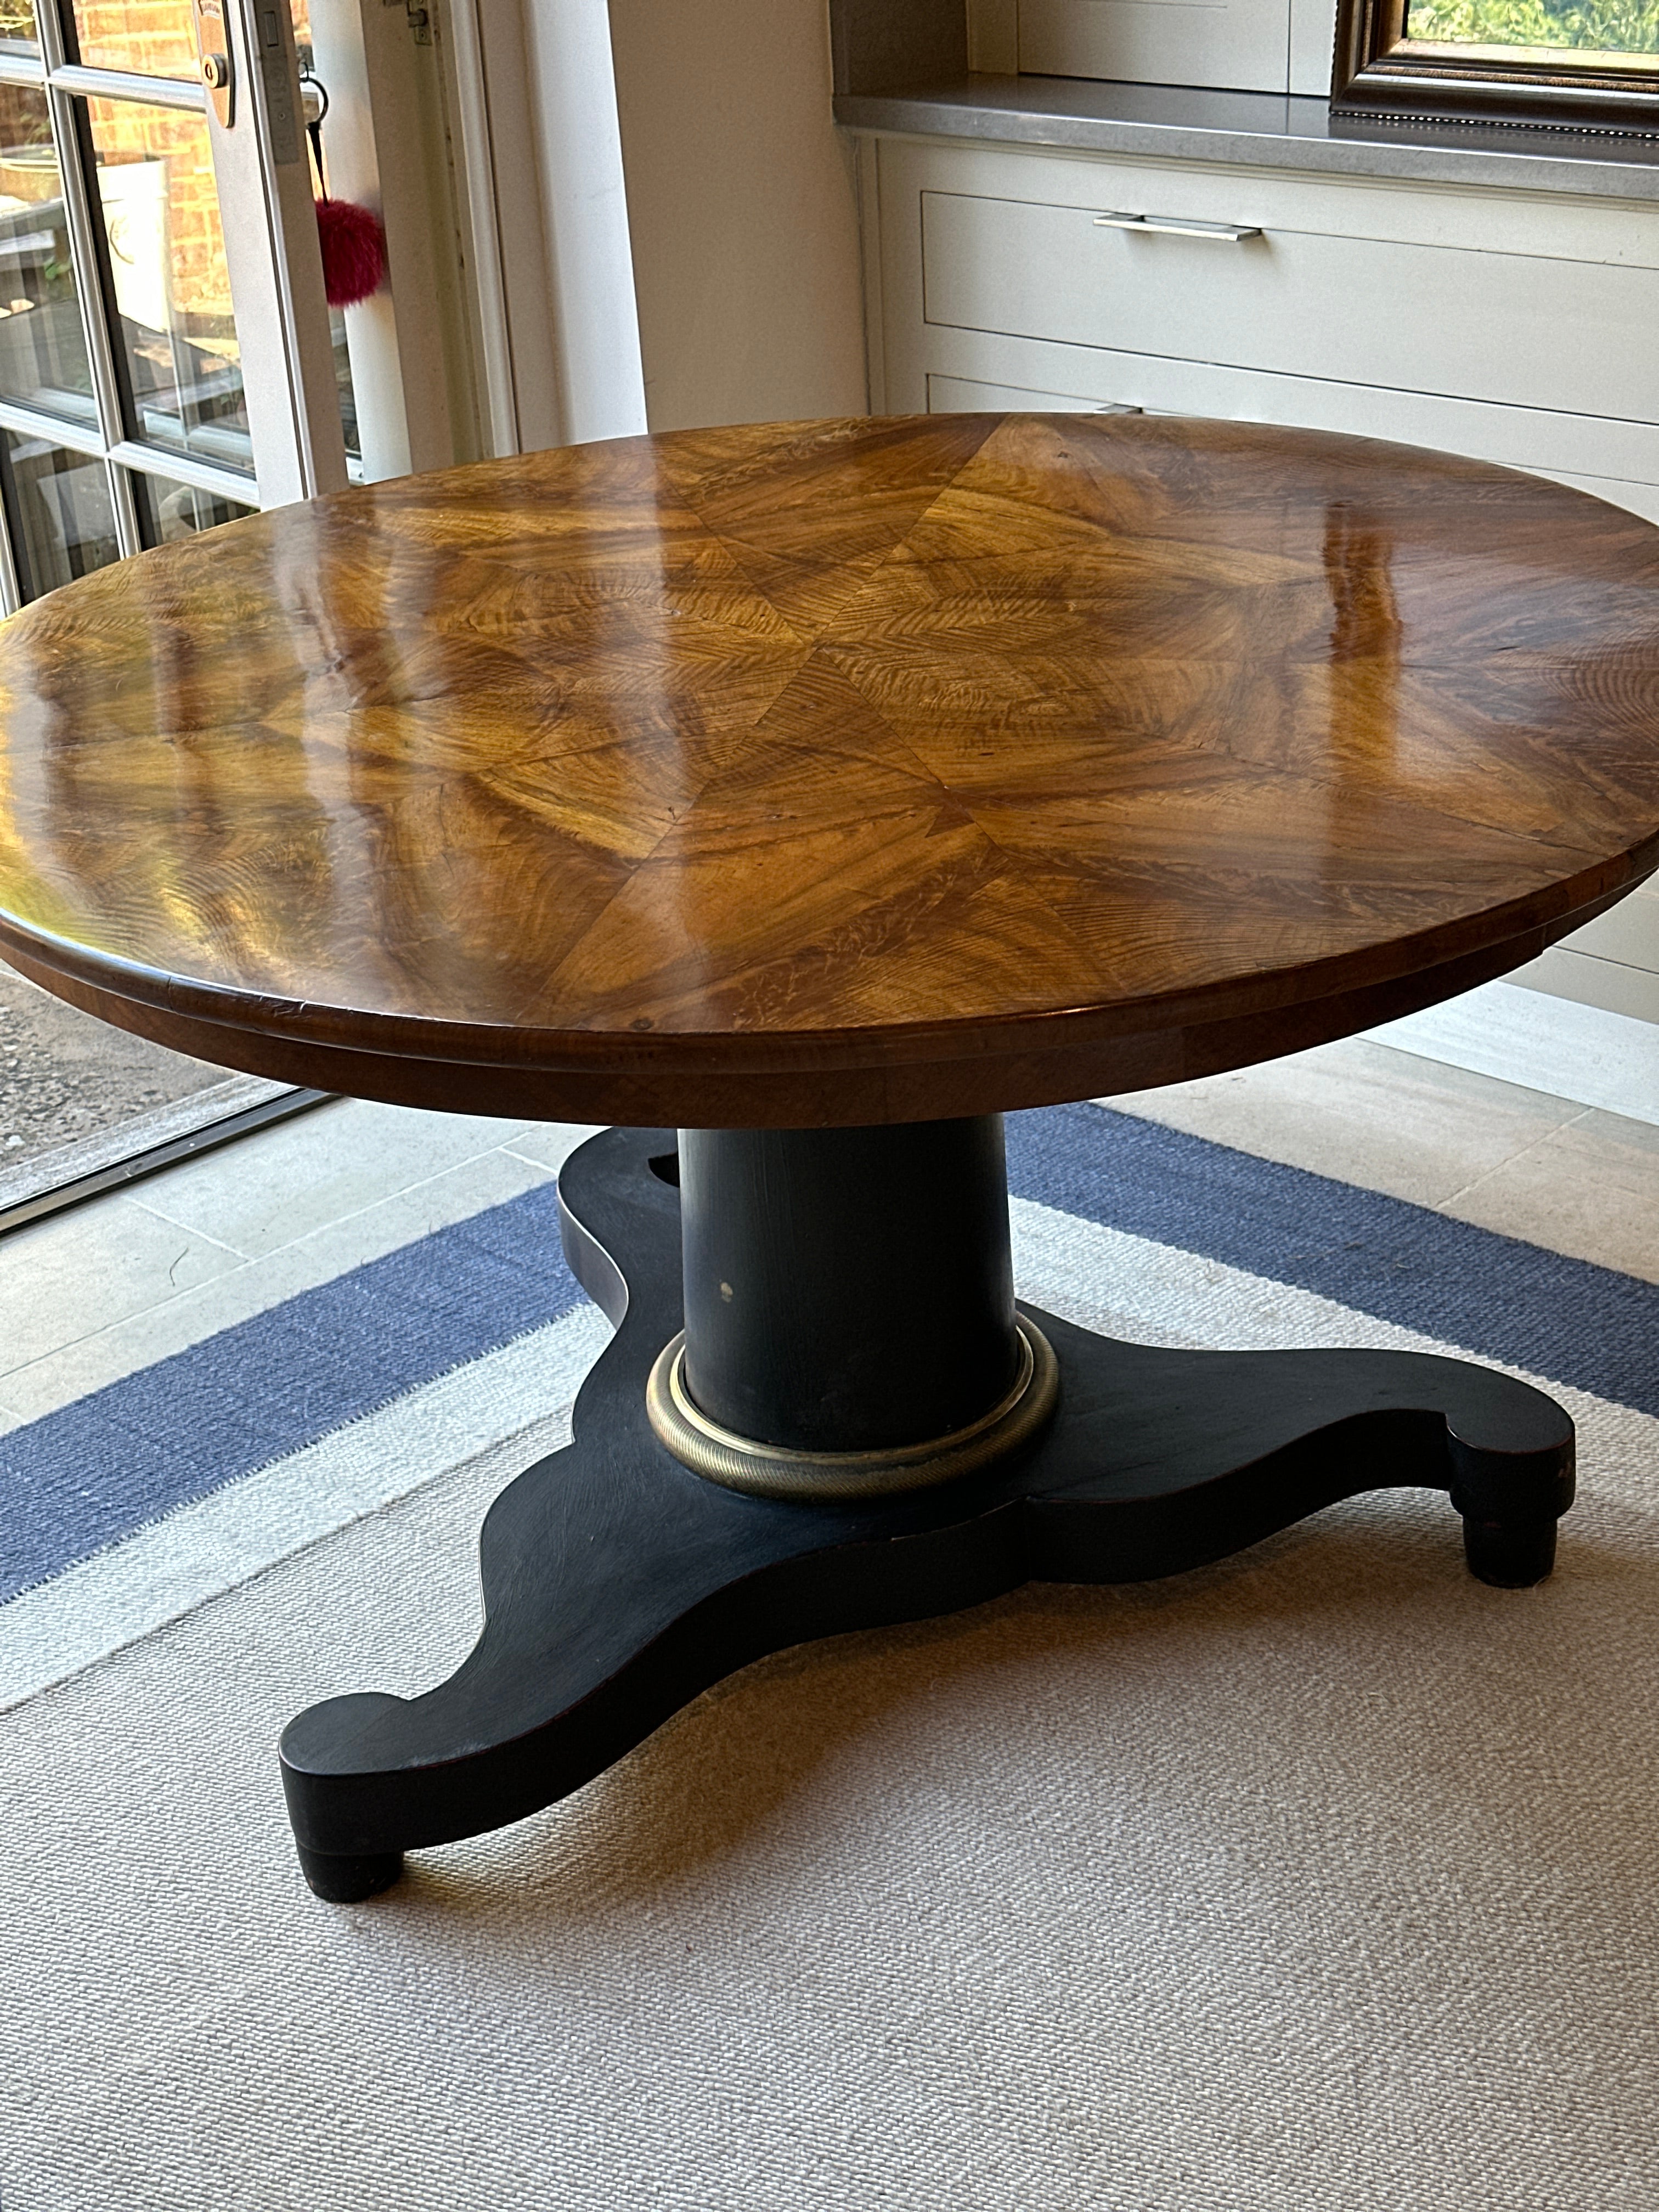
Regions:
[[2, 1105, 1656, 2210]]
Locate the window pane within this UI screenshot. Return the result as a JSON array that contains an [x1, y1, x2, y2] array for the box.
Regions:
[[71, 0, 198, 81], [1, 432, 119, 598], [0, 88, 95, 426], [85, 98, 253, 475], [0, 0, 37, 53], [130, 464, 252, 544], [1405, 0, 1659, 53]]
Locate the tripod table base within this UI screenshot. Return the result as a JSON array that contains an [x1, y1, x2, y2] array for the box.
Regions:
[[279, 1126, 1574, 1903]]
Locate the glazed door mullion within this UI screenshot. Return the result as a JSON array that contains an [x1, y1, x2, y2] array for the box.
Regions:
[[206, 0, 347, 501], [106, 436, 253, 504], [104, 448, 142, 555]]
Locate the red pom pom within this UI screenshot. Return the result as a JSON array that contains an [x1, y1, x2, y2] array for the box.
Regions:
[[315, 198, 386, 308]]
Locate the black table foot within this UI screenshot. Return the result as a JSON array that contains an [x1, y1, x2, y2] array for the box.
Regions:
[[296, 1846, 404, 1904], [279, 1124, 1574, 1895], [1460, 1513, 1558, 1588]]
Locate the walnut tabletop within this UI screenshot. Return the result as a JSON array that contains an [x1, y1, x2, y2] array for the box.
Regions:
[[2, 413, 1658, 1127]]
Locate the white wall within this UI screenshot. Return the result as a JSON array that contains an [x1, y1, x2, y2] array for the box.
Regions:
[[606, 0, 869, 432], [517, 0, 650, 443], [470, 0, 1346, 453], [462, 0, 647, 449]]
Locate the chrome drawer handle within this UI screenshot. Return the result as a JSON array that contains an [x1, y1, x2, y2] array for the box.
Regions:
[[1093, 213, 1262, 242]]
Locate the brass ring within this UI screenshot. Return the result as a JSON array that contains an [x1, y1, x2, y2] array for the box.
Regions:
[[645, 1317, 1059, 1501]]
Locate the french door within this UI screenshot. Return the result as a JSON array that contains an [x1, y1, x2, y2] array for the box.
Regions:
[[0, 0, 383, 1220], [0, 0, 349, 612]]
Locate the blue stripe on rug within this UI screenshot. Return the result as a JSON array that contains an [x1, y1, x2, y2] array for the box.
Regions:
[[4, 1104, 1655, 1606], [0, 1184, 583, 1605], [1005, 1104, 1658, 1418]]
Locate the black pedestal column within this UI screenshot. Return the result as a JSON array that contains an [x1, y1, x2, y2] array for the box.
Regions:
[[678, 1118, 1021, 1450]]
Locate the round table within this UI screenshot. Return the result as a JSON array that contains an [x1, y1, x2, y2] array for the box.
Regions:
[[3, 414, 1656, 1902]]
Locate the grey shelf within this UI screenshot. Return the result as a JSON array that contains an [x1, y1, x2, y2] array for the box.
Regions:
[[836, 74, 1659, 200]]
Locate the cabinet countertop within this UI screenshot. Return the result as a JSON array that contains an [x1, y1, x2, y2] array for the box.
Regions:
[[836, 75, 1659, 201]]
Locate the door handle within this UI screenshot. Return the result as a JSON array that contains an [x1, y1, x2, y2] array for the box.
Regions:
[[1093, 213, 1262, 242]]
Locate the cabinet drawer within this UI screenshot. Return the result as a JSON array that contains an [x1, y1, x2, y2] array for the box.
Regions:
[[910, 325, 1659, 492], [918, 339, 1659, 523], [921, 189, 1659, 424]]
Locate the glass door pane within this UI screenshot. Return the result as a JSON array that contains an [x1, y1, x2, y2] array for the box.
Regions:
[[0, 958, 232, 1187], [0, 84, 92, 423], [84, 95, 252, 473], [1, 428, 116, 591], [129, 460, 251, 539]]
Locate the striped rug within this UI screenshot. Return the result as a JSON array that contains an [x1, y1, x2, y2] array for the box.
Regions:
[[2, 1103, 1655, 2211]]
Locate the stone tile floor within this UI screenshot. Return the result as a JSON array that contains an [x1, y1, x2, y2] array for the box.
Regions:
[[0, 964, 225, 1165], [0, 1029, 1652, 1437], [1112, 1037, 1659, 1284]]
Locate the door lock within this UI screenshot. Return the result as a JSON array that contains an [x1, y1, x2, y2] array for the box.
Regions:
[[194, 0, 235, 127]]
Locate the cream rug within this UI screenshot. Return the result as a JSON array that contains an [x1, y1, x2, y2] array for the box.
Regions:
[[2, 1188, 1655, 2209]]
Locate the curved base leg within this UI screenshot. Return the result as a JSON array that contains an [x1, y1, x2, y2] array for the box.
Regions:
[[280, 1126, 1575, 1894]]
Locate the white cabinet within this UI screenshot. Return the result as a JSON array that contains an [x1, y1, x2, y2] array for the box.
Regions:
[[928, 351, 1659, 526], [1016, 0, 1292, 95], [964, 0, 1350, 97], [925, 373, 1135, 411], [860, 133, 1659, 1020], [1000, 0, 1341, 94], [872, 143, 1659, 518], [921, 188, 1659, 424]]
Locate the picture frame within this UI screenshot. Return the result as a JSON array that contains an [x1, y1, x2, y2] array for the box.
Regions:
[[1331, 0, 1659, 134]]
